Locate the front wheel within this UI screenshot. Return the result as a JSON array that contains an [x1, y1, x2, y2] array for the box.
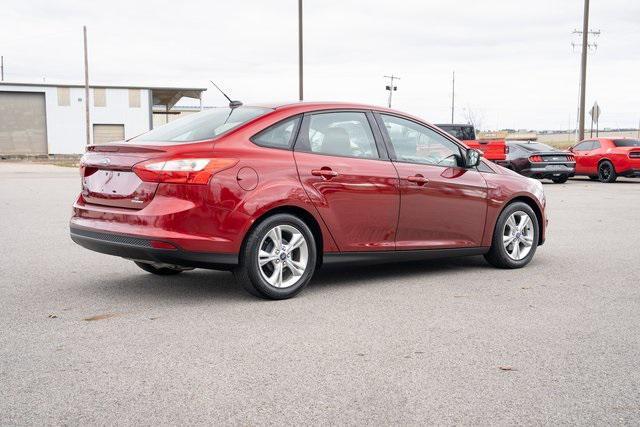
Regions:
[[598, 161, 617, 183], [234, 214, 317, 299], [551, 175, 569, 184], [484, 202, 539, 269]]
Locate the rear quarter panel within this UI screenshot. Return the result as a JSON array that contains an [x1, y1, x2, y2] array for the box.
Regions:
[[210, 113, 340, 253]]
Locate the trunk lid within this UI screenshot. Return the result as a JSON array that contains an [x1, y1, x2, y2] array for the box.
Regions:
[[80, 143, 166, 209], [536, 151, 575, 163]]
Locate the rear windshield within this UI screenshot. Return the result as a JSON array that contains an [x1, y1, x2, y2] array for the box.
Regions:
[[613, 139, 640, 147], [132, 107, 271, 143], [436, 125, 475, 141], [517, 143, 555, 152]]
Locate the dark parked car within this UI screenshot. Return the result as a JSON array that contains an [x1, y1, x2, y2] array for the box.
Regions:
[[505, 141, 575, 183]]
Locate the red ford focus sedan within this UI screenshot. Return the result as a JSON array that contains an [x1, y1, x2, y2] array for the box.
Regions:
[[70, 102, 547, 299], [570, 137, 640, 182]]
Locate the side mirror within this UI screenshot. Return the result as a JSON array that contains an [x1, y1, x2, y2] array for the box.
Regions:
[[568, 146, 574, 152], [465, 149, 482, 168]]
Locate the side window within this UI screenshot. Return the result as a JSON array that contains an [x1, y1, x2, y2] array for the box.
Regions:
[[252, 116, 301, 149], [299, 112, 379, 159], [381, 114, 461, 167], [591, 140, 601, 150], [574, 141, 593, 151]]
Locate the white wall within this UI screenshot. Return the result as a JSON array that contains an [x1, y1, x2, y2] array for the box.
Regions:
[[0, 84, 151, 154]]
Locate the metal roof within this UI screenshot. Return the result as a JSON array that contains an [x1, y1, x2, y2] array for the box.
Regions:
[[0, 81, 206, 91]]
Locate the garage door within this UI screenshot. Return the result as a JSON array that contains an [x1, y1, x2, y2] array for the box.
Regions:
[[0, 92, 48, 155], [93, 124, 125, 145]]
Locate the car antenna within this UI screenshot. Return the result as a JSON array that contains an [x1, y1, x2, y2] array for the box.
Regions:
[[210, 80, 243, 109]]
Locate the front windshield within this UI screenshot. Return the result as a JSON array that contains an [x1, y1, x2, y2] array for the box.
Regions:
[[613, 139, 640, 147], [132, 107, 271, 143]]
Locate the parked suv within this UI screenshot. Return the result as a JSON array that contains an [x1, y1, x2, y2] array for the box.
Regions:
[[70, 102, 547, 299]]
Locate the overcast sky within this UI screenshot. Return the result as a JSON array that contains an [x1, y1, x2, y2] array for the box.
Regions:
[[1, 0, 638, 130]]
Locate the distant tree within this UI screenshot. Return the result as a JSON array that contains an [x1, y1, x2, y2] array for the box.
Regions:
[[463, 105, 484, 131]]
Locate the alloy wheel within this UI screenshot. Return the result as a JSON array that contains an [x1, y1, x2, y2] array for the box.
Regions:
[[599, 163, 611, 180], [257, 225, 309, 288], [502, 211, 534, 261]]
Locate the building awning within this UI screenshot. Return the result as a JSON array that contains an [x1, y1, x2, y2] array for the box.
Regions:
[[152, 88, 204, 110]]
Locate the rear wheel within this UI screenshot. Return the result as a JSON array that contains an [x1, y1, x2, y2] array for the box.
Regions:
[[134, 261, 184, 275], [234, 214, 317, 299], [598, 161, 617, 183], [484, 202, 539, 269], [551, 175, 568, 184]]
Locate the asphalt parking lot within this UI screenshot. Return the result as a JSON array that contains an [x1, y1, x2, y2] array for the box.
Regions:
[[1, 162, 639, 425]]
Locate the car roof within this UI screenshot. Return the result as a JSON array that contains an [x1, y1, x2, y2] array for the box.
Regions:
[[244, 101, 400, 114]]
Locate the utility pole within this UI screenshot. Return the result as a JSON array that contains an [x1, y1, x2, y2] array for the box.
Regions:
[[384, 75, 399, 108], [577, 0, 590, 142], [83, 26, 91, 146], [1, 56, 4, 81], [451, 71, 455, 123], [298, 0, 303, 101]]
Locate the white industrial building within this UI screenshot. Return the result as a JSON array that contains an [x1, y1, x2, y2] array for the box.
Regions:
[[0, 82, 206, 155]]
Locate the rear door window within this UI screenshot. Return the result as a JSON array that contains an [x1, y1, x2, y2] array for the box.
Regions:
[[297, 112, 379, 159]]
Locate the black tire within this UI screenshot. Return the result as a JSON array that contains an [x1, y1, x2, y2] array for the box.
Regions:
[[598, 161, 617, 183], [234, 213, 317, 300], [134, 261, 184, 275], [551, 175, 569, 184], [484, 202, 539, 269]]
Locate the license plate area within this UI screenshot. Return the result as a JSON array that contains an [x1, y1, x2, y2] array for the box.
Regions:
[[82, 169, 158, 209]]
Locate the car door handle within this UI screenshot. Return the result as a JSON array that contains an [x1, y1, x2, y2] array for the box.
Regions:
[[406, 175, 429, 185], [311, 168, 339, 178]]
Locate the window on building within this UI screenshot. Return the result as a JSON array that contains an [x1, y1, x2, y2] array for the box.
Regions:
[[93, 88, 106, 107], [57, 87, 70, 106], [128, 89, 141, 108]]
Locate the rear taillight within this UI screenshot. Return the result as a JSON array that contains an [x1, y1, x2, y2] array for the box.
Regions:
[[133, 158, 238, 184], [629, 151, 640, 159], [566, 154, 575, 162], [529, 155, 543, 163]]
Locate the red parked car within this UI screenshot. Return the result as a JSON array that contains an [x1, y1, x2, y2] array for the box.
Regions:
[[70, 102, 547, 299], [570, 137, 640, 182]]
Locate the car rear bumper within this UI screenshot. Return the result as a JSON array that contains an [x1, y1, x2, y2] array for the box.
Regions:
[[522, 164, 575, 179], [70, 226, 238, 270], [620, 168, 640, 178]]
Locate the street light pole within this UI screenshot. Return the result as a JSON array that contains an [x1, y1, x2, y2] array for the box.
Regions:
[[578, 0, 590, 142], [384, 75, 399, 108], [298, 0, 303, 101], [451, 71, 455, 123]]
